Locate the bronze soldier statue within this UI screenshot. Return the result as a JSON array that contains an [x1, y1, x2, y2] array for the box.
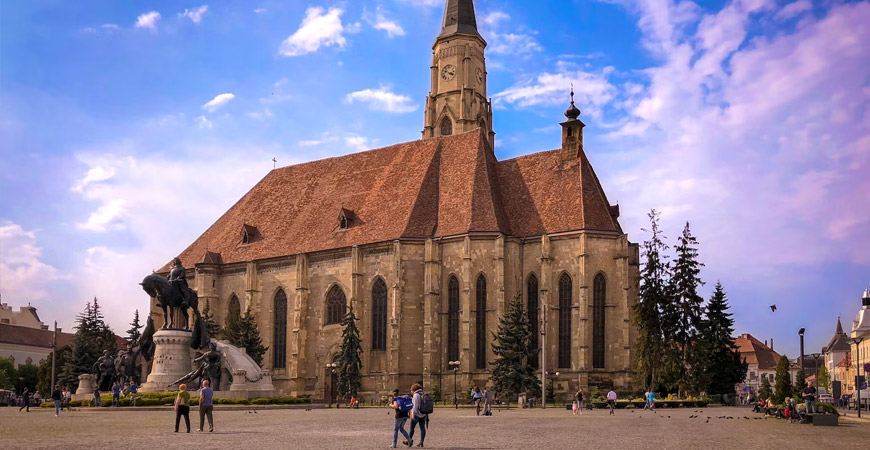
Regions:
[[168, 257, 191, 308], [169, 342, 222, 391]]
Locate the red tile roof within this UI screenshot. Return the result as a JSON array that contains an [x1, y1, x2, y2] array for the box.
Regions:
[[734, 333, 782, 370], [0, 323, 75, 349], [163, 129, 622, 270]]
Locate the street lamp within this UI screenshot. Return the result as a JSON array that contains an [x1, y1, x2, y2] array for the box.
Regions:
[[799, 328, 806, 376], [325, 363, 338, 408], [448, 361, 460, 409], [852, 336, 865, 418]]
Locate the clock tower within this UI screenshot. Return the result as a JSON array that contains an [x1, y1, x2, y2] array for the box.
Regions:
[[422, 0, 494, 148]]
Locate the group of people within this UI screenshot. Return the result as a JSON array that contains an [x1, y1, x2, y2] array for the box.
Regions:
[[751, 380, 819, 422], [470, 386, 494, 416], [387, 384, 433, 448], [172, 379, 215, 433], [15, 386, 72, 414], [92, 380, 139, 407]]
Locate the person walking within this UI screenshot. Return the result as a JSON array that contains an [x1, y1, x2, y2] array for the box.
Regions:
[[18, 388, 31, 413], [112, 382, 121, 407], [574, 389, 584, 416], [483, 387, 493, 416], [472, 386, 483, 416], [198, 379, 214, 432], [93, 387, 102, 407], [647, 390, 656, 411], [407, 384, 428, 448], [389, 389, 412, 448], [129, 381, 139, 406], [607, 388, 617, 416], [51, 385, 62, 417], [174, 384, 191, 433]]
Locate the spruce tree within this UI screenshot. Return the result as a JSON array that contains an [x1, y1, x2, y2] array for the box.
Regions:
[[91, 298, 118, 353], [490, 293, 541, 401], [759, 377, 772, 400], [793, 370, 806, 399], [237, 306, 268, 367], [669, 222, 705, 395], [699, 282, 747, 395], [817, 364, 832, 392], [773, 355, 792, 404], [633, 209, 671, 391], [220, 297, 242, 343], [201, 300, 222, 338], [126, 309, 142, 347], [62, 301, 101, 388], [334, 307, 363, 401]]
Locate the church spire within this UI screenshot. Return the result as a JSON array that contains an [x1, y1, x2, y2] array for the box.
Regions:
[[439, 0, 482, 40]]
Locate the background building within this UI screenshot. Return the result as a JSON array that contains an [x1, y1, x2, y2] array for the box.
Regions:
[[0, 302, 74, 368]]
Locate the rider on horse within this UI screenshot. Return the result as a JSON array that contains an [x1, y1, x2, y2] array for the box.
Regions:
[[168, 257, 191, 308]]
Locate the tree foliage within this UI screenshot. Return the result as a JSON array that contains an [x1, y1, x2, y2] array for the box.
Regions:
[[334, 307, 363, 401], [201, 300, 222, 339], [126, 309, 142, 347], [37, 345, 72, 396], [633, 209, 670, 391], [773, 355, 793, 404], [759, 377, 772, 400], [699, 282, 747, 395], [60, 299, 118, 389], [237, 306, 268, 367], [0, 356, 15, 390], [15, 364, 38, 395], [793, 370, 806, 399], [220, 297, 242, 343], [490, 293, 541, 400], [667, 222, 706, 395], [817, 364, 832, 393]]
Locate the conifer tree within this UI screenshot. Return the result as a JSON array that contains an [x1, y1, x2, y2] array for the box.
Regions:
[[335, 307, 363, 401], [220, 297, 242, 343], [201, 300, 222, 338], [92, 298, 118, 354], [773, 355, 792, 404], [633, 209, 671, 391], [759, 377, 772, 400], [490, 293, 541, 400], [793, 370, 806, 399], [37, 345, 72, 395], [669, 222, 705, 395], [817, 364, 832, 393], [699, 282, 747, 395], [126, 309, 142, 347], [62, 301, 101, 388], [237, 306, 268, 367]]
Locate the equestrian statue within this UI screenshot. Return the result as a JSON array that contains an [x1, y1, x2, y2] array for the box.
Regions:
[[139, 257, 210, 349]]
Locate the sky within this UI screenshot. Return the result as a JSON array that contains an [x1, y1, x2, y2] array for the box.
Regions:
[[0, 0, 868, 358]]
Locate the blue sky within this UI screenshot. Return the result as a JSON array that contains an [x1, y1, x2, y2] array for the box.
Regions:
[[1, 0, 868, 358]]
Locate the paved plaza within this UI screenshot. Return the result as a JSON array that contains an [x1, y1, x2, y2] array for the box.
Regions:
[[2, 406, 869, 449]]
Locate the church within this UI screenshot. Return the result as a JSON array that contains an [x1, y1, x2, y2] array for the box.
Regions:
[[156, 0, 639, 401]]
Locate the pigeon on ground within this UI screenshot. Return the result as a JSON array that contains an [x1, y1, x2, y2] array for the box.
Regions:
[[705, 418, 710, 423], [744, 416, 750, 420]]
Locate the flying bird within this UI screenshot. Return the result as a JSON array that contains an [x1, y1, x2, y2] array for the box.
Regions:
[[770, 304, 777, 312]]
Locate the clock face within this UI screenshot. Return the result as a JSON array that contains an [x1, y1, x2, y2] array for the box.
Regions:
[[476, 69, 483, 85], [441, 64, 456, 81]]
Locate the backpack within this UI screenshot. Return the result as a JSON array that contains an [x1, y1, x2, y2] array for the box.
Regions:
[[419, 393, 434, 415], [396, 396, 413, 412]]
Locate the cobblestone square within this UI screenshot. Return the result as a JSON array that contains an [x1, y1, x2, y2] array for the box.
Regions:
[[2, 406, 869, 449]]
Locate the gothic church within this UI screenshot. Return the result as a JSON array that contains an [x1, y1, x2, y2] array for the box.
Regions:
[[155, 0, 639, 401]]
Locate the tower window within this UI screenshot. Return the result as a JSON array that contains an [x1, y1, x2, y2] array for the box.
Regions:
[[447, 275, 460, 364], [273, 289, 287, 370], [567, 127, 573, 137], [326, 285, 347, 325], [440, 118, 453, 136], [372, 278, 388, 351]]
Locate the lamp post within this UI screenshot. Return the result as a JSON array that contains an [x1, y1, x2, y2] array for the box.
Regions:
[[448, 361, 460, 409], [799, 328, 806, 376], [853, 336, 865, 418], [325, 363, 337, 408]]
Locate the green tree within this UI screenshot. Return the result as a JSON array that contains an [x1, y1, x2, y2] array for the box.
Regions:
[[490, 293, 541, 401], [37, 345, 72, 396], [698, 282, 747, 395], [334, 307, 363, 401], [202, 300, 222, 338], [126, 309, 142, 347], [759, 377, 771, 400], [633, 209, 671, 392], [15, 364, 38, 395], [817, 364, 832, 393], [793, 369, 806, 399], [237, 306, 268, 367], [772, 355, 792, 404], [61, 301, 100, 389], [668, 222, 705, 395], [92, 298, 119, 354], [220, 297, 242, 343], [0, 356, 15, 390]]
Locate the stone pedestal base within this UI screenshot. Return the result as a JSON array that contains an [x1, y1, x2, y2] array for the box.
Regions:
[[76, 374, 96, 396], [140, 329, 193, 392]]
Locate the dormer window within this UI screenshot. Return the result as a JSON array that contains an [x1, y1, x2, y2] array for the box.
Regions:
[[340, 215, 348, 229], [240, 224, 260, 245], [337, 208, 357, 231]]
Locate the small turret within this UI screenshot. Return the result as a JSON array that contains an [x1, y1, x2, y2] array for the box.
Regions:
[[560, 87, 585, 161]]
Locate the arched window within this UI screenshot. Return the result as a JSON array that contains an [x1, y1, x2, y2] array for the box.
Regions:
[[272, 289, 287, 369], [440, 117, 453, 136], [558, 273, 572, 369], [372, 278, 388, 351], [447, 276, 460, 364], [593, 273, 607, 369], [475, 275, 487, 369], [326, 285, 347, 325], [227, 294, 241, 329], [527, 274, 539, 369]]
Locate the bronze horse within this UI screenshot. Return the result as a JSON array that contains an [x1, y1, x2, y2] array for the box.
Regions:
[[140, 274, 199, 329]]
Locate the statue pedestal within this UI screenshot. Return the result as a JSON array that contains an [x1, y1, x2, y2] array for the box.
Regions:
[[140, 329, 193, 392]]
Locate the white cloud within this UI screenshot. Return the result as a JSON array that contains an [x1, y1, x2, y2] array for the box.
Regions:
[[196, 115, 213, 129], [72, 165, 116, 193], [775, 0, 812, 21], [345, 136, 371, 151], [493, 65, 616, 116], [482, 11, 510, 27], [479, 10, 542, 56], [345, 87, 418, 113], [364, 7, 405, 38], [135, 11, 161, 30], [180, 5, 209, 24], [278, 7, 347, 57], [201, 93, 235, 112], [101, 24, 119, 30], [253, 8, 267, 14], [0, 221, 69, 301], [398, 0, 441, 7], [77, 199, 127, 232], [246, 108, 273, 120]]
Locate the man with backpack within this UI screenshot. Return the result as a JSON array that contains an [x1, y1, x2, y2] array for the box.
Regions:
[[407, 383, 433, 448], [389, 389, 412, 448]]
